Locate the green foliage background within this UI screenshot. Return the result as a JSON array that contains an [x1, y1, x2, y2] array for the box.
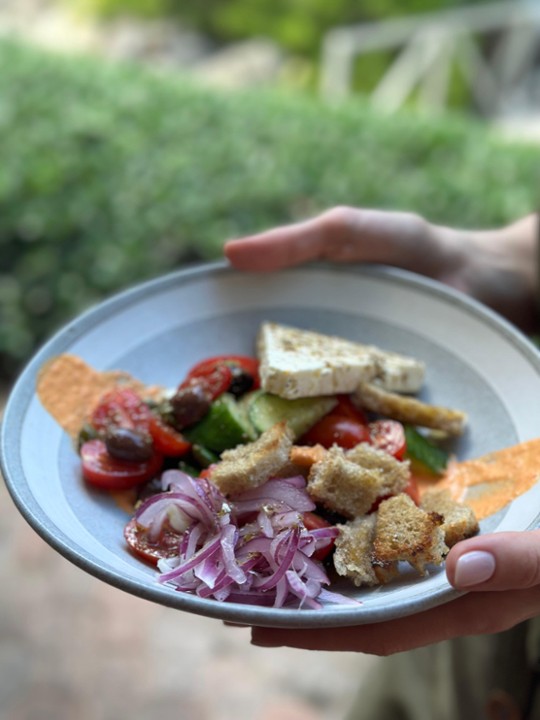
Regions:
[[70, 0, 493, 55], [68, 0, 495, 104], [1, 39, 538, 380]]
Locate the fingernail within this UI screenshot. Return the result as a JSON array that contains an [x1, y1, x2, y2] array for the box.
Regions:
[[454, 551, 496, 588]]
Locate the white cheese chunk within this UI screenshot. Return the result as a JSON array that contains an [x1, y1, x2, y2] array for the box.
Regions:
[[257, 322, 425, 399], [365, 347, 426, 394]]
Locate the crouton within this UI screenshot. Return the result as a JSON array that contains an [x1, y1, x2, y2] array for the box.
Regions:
[[307, 444, 410, 518], [307, 447, 382, 518], [333, 515, 382, 587], [354, 381, 467, 436], [373, 493, 448, 576], [345, 443, 410, 498], [421, 489, 479, 547], [210, 421, 294, 496]]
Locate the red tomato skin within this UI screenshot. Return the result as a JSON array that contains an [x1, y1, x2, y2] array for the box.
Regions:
[[148, 416, 191, 457], [180, 355, 260, 398], [302, 511, 335, 561], [90, 388, 151, 433], [301, 415, 371, 450], [369, 420, 407, 460], [187, 355, 259, 382], [331, 395, 369, 424], [124, 518, 183, 566], [81, 439, 163, 491], [179, 364, 232, 400]]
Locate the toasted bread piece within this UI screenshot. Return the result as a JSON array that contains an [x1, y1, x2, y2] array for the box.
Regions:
[[354, 381, 467, 436], [257, 322, 425, 400], [373, 493, 448, 575], [210, 421, 294, 496], [307, 447, 379, 518], [307, 445, 409, 518], [333, 515, 382, 587], [421, 489, 479, 547], [290, 442, 410, 492], [345, 443, 410, 498], [371, 554, 403, 585]]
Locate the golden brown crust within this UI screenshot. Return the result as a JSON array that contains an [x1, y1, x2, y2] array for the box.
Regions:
[[354, 381, 467, 436], [307, 447, 382, 518], [333, 516, 381, 587], [345, 443, 410, 498], [373, 494, 448, 575], [210, 421, 294, 496], [307, 444, 410, 519], [420, 488, 479, 547]]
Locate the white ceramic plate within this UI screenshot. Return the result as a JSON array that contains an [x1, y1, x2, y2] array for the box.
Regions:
[[2, 261, 540, 628]]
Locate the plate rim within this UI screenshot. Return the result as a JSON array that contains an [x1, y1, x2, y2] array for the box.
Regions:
[[2, 260, 540, 628]]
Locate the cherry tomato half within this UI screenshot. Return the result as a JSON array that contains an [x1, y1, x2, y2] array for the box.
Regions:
[[301, 415, 371, 450], [369, 420, 406, 460], [124, 518, 183, 566], [331, 395, 369, 424], [148, 416, 191, 457], [90, 388, 151, 434], [179, 364, 233, 400], [188, 355, 260, 382], [302, 511, 335, 561], [81, 439, 163, 491], [180, 355, 260, 399]]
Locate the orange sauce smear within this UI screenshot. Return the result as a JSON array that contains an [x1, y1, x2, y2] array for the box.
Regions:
[[37, 354, 164, 513], [432, 441, 540, 521]]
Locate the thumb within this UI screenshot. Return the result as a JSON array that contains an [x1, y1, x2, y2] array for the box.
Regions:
[[446, 530, 540, 591]]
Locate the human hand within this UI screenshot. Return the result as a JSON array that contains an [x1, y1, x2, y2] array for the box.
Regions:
[[224, 207, 538, 331], [251, 530, 540, 654], [225, 206, 539, 653]]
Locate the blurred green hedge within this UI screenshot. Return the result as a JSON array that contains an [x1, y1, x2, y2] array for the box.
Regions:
[[0, 39, 538, 380]]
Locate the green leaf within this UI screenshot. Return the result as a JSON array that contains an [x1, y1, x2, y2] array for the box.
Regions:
[[404, 425, 449, 475]]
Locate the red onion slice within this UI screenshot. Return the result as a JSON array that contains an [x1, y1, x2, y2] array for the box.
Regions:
[[133, 473, 357, 609]]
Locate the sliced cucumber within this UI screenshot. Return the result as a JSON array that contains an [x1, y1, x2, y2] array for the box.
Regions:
[[248, 392, 337, 439], [237, 389, 263, 416], [184, 393, 258, 453]]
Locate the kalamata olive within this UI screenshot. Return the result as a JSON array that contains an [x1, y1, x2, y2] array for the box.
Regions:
[[227, 366, 254, 397], [105, 426, 154, 462], [170, 384, 211, 429]]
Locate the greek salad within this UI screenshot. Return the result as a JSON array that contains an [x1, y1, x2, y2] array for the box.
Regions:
[[76, 348, 455, 609]]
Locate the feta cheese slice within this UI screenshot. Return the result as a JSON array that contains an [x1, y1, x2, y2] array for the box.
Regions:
[[257, 322, 424, 399]]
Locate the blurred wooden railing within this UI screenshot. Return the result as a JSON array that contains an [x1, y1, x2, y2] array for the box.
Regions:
[[320, 1, 540, 117]]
